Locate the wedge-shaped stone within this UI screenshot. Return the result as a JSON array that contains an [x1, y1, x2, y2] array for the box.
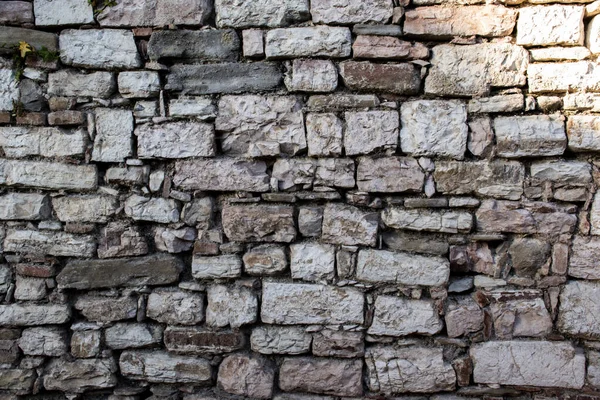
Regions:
[[192, 255, 242, 279], [382, 208, 472, 234], [136, 121, 215, 159], [344, 111, 399, 156], [266, 27, 351, 59], [528, 62, 600, 93], [250, 326, 311, 355], [98, 0, 213, 26], [165, 326, 245, 354], [4, 229, 96, 257], [404, 5, 516, 38], [222, 205, 296, 243], [365, 346, 456, 393], [311, 0, 392, 24], [434, 160, 524, 200], [558, 280, 600, 338], [148, 29, 239, 61], [0, 159, 97, 191], [216, 95, 305, 157], [470, 341, 585, 388], [279, 358, 363, 397], [216, 0, 309, 28], [60, 29, 141, 69], [261, 282, 364, 325], [517, 5, 584, 47], [147, 288, 204, 325], [339, 61, 421, 94], [105, 323, 163, 349], [52, 195, 119, 223], [44, 358, 117, 393], [475, 200, 577, 235], [165, 63, 282, 94], [120, 351, 212, 384], [369, 296, 443, 336], [206, 285, 258, 328], [322, 203, 379, 246], [0, 127, 87, 158], [494, 115, 566, 158], [0, 304, 71, 326], [0, 193, 50, 220], [57, 254, 183, 290], [356, 157, 423, 193], [34, 0, 94, 25], [48, 70, 115, 98], [356, 249, 450, 287], [174, 159, 270, 192], [425, 43, 528, 96], [567, 115, 600, 151]]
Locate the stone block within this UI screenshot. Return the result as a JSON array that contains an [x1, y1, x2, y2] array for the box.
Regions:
[[339, 61, 421, 94], [369, 295, 443, 336], [285, 59, 337, 92], [382, 207, 473, 234], [59, 29, 141, 69], [321, 203, 378, 246], [344, 110, 399, 156], [120, 351, 212, 384], [517, 5, 584, 47], [216, 0, 309, 28], [206, 285, 257, 328], [136, 121, 215, 159], [4, 228, 96, 257], [222, 205, 296, 243], [250, 326, 311, 354], [34, 0, 93, 25], [174, 159, 270, 192], [311, 0, 392, 24], [494, 115, 566, 158], [148, 29, 240, 62], [218, 354, 275, 399], [43, 358, 117, 393], [266, 27, 351, 59]]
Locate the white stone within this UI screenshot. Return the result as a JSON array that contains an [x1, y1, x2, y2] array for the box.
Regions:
[[92, 108, 134, 162], [243, 29, 264, 57], [169, 97, 216, 119], [192, 255, 242, 279], [311, 0, 392, 24], [48, 70, 116, 98], [574, 236, 600, 279], [206, 285, 257, 328], [558, 280, 600, 338], [19, 327, 67, 356], [118, 71, 160, 98], [368, 295, 443, 336], [0, 69, 19, 111], [589, 351, 600, 387], [251, 326, 311, 354], [529, 46, 591, 61], [0, 304, 71, 326], [494, 115, 566, 158], [0, 126, 87, 158], [14, 276, 47, 301], [344, 110, 399, 156], [120, 351, 212, 384], [105, 323, 163, 349], [216, 0, 310, 28], [272, 158, 315, 191], [489, 295, 552, 339], [285, 59, 338, 92], [400, 100, 467, 159], [290, 242, 335, 282], [468, 94, 524, 113], [357, 156, 424, 193], [527, 61, 600, 93], [305, 113, 343, 157], [147, 288, 204, 325], [34, 0, 93, 25], [174, 159, 270, 192], [0, 193, 49, 220], [567, 115, 600, 151], [517, 5, 584, 47], [44, 358, 117, 393], [52, 195, 119, 223], [266, 27, 352, 59], [0, 159, 97, 191], [124, 195, 180, 223], [4, 228, 96, 257], [382, 207, 472, 233], [59, 29, 141, 69], [136, 121, 215, 159], [98, 0, 213, 26]]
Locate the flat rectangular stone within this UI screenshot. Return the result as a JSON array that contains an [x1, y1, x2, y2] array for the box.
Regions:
[[517, 5, 584, 47], [530, 160, 592, 187], [471, 341, 585, 388], [311, 0, 392, 24], [558, 280, 600, 338], [48, 70, 116, 98], [169, 97, 216, 119], [216, 0, 309, 28], [433, 160, 524, 200], [173, 159, 270, 192], [250, 326, 311, 355], [124, 195, 180, 223], [266, 27, 351, 59], [0, 127, 87, 158], [306, 114, 343, 156], [192, 255, 242, 279], [206, 285, 258, 328], [494, 115, 566, 158], [4, 229, 95, 257], [52, 195, 119, 223], [357, 157, 424, 193], [43, 358, 117, 393], [261, 282, 364, 325], [569, 236, 600, 279], [0, 369, 35, 392], [57, 254, 183, 289], [468, 94, 524, 113], [136, 121, 215, 159], [306, 94, 379, 111], [0, 69, 19, 112], [527, 61, 600, 93], [118, 71, 160, 98], [567, 115, 600, 151], [0, 193, 50, 220], [353, 35, 428, 60], [0, 304, 71, 326], [369, 295, 443, 336], [0, 2, 33, 25], [285, 59, 338, 92], [165, 326, 245, 354], [529, 46, 591, 61], [382, 230, 449, 256], [98, 0, 212, 26], [344, 110, 399, 156], [339, 61, 420, 94], [314, 158, 355, 188], [312, 330, 364, 358], [0, 26, 58, 55], [148, 30, 240, 62], [59, 29, 141, 69], [222, 205, 296, 243], [92, 108, 133, 162], [104, 323, 163, 350], [147, 288, 204, 325], [322, 203, 379, 246], [34, 0, 94, 25], [356, 249, 449, 287], [74, 295, 137, 322], [404, 5, 516, 38], [382, 207, 473, 234], [120, 351, 212, 384]]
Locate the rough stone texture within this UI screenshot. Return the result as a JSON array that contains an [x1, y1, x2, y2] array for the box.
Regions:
[[305, 113, 343, 156], [357, 157, 424, 193], [43, 358, 117, 393], [206, 285, 258, 328], [98, 0, 213, 26], [445, 296, 484, 337], [174, 159, 269, 192], [0, 2, 33, 25], [352, 36, 429, 60], [494, 115, 567, 158], [470, 341, 585, 388], [0, 69, 19, 112], [74, 295, 137, 322], [147, 288, 204, 325], [136, 121, 215, 159], [567, 115, 600, 151], [382, 207, 473, 234], [369, 295, 443, 336], [489, 292, 552, 338], [4, 229, 96, 257], [165, 326, 245, 354], [558, 280, 600, 338], [339, 61, 421, 94], [312, 330, 364, 358], [311, 0, 392, 24], [97, 222, 148, 259], [148, 30, 239, 62], [243, 245, 287, 276], [468, 94, 524, 113], [251, 326, 311, 354], [222, 205, 295, 243], [52, 195, 118, 223], [218, 354, 275, 399], [285, 59, 338, 92], [344, 111, 399, 156], [517, 5, 585, 47], [290, 242, 335, 282], [321, 203, 378, 246], [0, 126, 87, 158], [527, 61, 600, 93], [266, 27, 352, 59], [215, 0, 310, 28], [48, 70, 116, 98], [192, 255, 242, 279], [0, 193, 50, 220], [0, 159, 97, 191], [34, 0, 94, 26], [59, 29, 141, 69], [120, 351, 212, 384], [18, 327, 67, 356], [118, 71, 160, 98], [105, 323, 163, 349]]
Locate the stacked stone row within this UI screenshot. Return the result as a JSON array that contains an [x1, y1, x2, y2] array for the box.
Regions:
[[0, 0, 600, 398]]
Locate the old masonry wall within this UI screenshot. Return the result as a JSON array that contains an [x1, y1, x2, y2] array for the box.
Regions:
[[1, 0, 600, 398]]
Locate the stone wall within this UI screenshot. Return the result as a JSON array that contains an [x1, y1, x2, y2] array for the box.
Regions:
[[0, 0, 599, 398]]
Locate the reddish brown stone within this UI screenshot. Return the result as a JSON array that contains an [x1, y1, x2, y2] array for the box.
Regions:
[[340, 61, 420, 94], [218, 354, 275, 399], [48, 110, 85, 126], [0, 112, 11, 124], [16, 112, 46, 125], [48, 97, 77, 112], [65, 222, 96, 234], [193, 240, 220, 256], [452, 357, 472, 386], [353, 35, 428, 60], [133, 27, 153, 37], [16, 263, 57, 278]]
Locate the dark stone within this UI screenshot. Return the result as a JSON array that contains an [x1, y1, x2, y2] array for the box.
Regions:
[[0, 27, 58, 55], [352, 24, 403, 37], [19, 80, 44, 112], [148, 29, 240, 62], [339, 61, 421, 94], [164, 327, 245, 354], [383, 230, 449, 256], [508, 238, 551, 277]]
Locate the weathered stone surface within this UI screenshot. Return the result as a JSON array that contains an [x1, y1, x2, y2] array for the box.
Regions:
[[262, 282, 364, 325], [192, 255, 242, 279], [216, 0, 309, 28], [567, 115, 600, 151], [508, 239, 551, 278], [18, 327, 67, 356], [93, 109, 135, 164], [206, 285, 257, 328], [357, 157, 424, 193], [322, 203, 378, 246], [279, 357, 362, 397], [218, 354, 275, 399], [0, 369, 35, 392], [369, 295, 443, 336], [44, 358, 117, 393], [0, 26, 58, 54], [4, 229, 96, 257], [400, 100, 468, 159], [266, 27, 351, 59], [476, 200, 577, 235], [147, 288, 204, 325], [57, 254, 183, 289], [0, 69, 19, 112], [98, 0, 213, 26], [148, 30, 239, 62], [118, 71, 160, 98], [0, 126, 87, 158], [52, 195, 118, 223], [468, 94, 524, 113], [0, 193, 49, 220], [344, 111, 398, 156], [382, 208, 472, 234], [404, 5, 516, 38], [445, 296, 484, 338], [251, 326, 311, 354], [60, 29, 141, 69], [243, 245, 287, 276], [222, 205, 296, 243], [352, 35, 428, 60], [311, 0, 392, 24], [488, 292, 552, 338], [527, 61, 600, 93], [290, 242, 335, 282], [314, 158, 355, 188], [71, 330, 101, 358], [530, 46, 591, 61], [166, 62, 282, 94], [14, 275, 46, 301], [136, 121, 215, 159], [120, 351, 212, 384], [558, 280, 600, 338], [98, 222, 148, 259], [154, 226, 195, 253], [494, 115, 566, 158], [216, 95, 305, 157], [306, 94, 380, 111], [124, 195, 180, 223], [531, 160, 591, 196], [589, 351, 600, 387], [425, 44, 528, 96], [48, 70, 115, 98], [174, 159, 270, 192], [517, 5, 584, 47], [470, 341, 585, 388], [572, 237, 600, 279], [0, 159, 97, 191], [383, 230, 449, 256], [169, 97, 216, 119], [105, 323, 163, 349], [165, 326, 245, 354], [356, 249, 450, 287], [285, 59, 337, 92], [74, 295, 137, 322], [305, 113, 343, 157], [0, 2, 33, 25], [243, 29, 264, 57], [365, 346, 456, 393], [298, 207, 323, 238], [433, 160, 524, 200], [272, 158, 315, 191], [339, 61, 421, 94], [34, 0, 94, 25], [312, 330, 363, 358]]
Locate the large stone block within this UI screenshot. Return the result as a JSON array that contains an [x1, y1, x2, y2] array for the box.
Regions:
[[425, 43, 528, 96], [567, 115, 600, 151], [0, 369, 35, 392], [215, 0, 309, 28], [59, 29, 141, 69], [344, 110, 399, 156], [34, 0, 94, 25], [0, 304, 71, 326], [382, 207, 473, 234], [48, 70, 115, 98], [4, 229, 96, 257], [218, 354, 275, 398], [357, 157, 424, 193], [305, 113, 343, 156], [148, 30, 240, 62], [339, 61, 421, 94], [279, 358, 363, 397], [311, 0, 392, 24], [57, 254, 183, 290], [174, 159, 270, 192], [98, 0, 213, 26], [0, 2, 33, 25], [0, 127, 87, 158], [52, 195, 118, 223], [124, 195, 180, 223], [147, 288, 204, 325], [470, 341, 585, 388], [43, 358, 117, 393], [92, 108, 133, 162], [517, 5, 584, 47], [0, 26, 58, 55], [266, 27, 351, 59], [0, 193, 50, 220], [222, 205, 296, 243], [136, 121, 215, 159], [206, 285, 258, 328], [0, 159, 97, 191], [261, 282, 363, 325], [120, 351, 212, 384], [369, 295, 443, 336], [321, 203, 378, 246], [494, 115, 566, 158], [250, 326, 311, 354], [528, 61, 600, 93], [356, 249, 449, 287], [558, 280, 600, 338]]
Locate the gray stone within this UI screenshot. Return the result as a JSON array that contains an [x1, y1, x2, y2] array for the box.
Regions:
[[147, 288, 204, 325], [0, 193, 50, 220], [322, 203, 378, 246], [192, 255, 242, 279], [567, 115, 600, 151], [356, 249, 450, 287], [136, 121, 215, 159], [488, 292, 552, 338], [0, 2, 33, 25], [468, 94, 524, 113], [314, 158, 355, 188], [0, 126, 87, 158], [306, 94, 380, 111], [92, 108, 134, 162], [59, 29, 141, 69], [285, 59, 338, 92], [33, 0, 94, 25], [243, 29, 265, 57], [400, 100, 468, 159], [298, 207, 323, 237], [425, 43, 528, 96], [344, 110, 399, 156], [98, 0, 213, 26], [382, 230, 449, 255], [48, 70, 116, 98], [148, 30, 240, 62], [365, 346, 456, 394], [19, 79, 44, 112], [311, 0, 392, 24], [369, 295, 443, 336], [57, 254, 183, 290], [206, 285, 258, 328], [305, 113, 343, 157], [250, 326, 311, 354], [570, 236, 600, 279], [165, 62, 282, 94], [71, 330, 101, 358], [272, 158, 315, 191], [154, 226, 195, 253], [445, 296, 484, 337], [353, 24, 403, 36], [382, 207, 473, 234], [527, 61, 600, 93], [74, 295, 137, 322], [508, 238, 551, 277], [468, 117, 495, 157], [558, 280, 600, 338], [120, 351, 212, 384], [218, 354, 275, 399], [0, 69, 19, 112], [290, 242, 335, 282], [222, 205, 296, 243], [357, 157, 424, 193], [44, 358, 117, 393], [169, 97, 216, 119], [266, 27, 351, 59], [0, 26, 58, 55], [118, 71, 160, 98], [312, 330, 364, 358], [261, 282, 364, 325], [124, 195, 180, 223], [18, 327, 67, 356], [589, 351, 600, 387], [14, 275, 47, 301], [105, 323, 163, 349], [0, 265, 12, 294], [97, 222, 148, 259], [4, 229, 96, 257], [215, 0, 309, 28], [174, 159, 270, 192], [164, 326, 245, 354], [494, 115, 566, 158], [517, 5, 584, 47], [0, 369, 35, 392], [0, 159, 97, 191], [339, 61, 421, 94], [243, 245, 288, 276], [52, 195, 118, 223], [470, 341, 585, 388]]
